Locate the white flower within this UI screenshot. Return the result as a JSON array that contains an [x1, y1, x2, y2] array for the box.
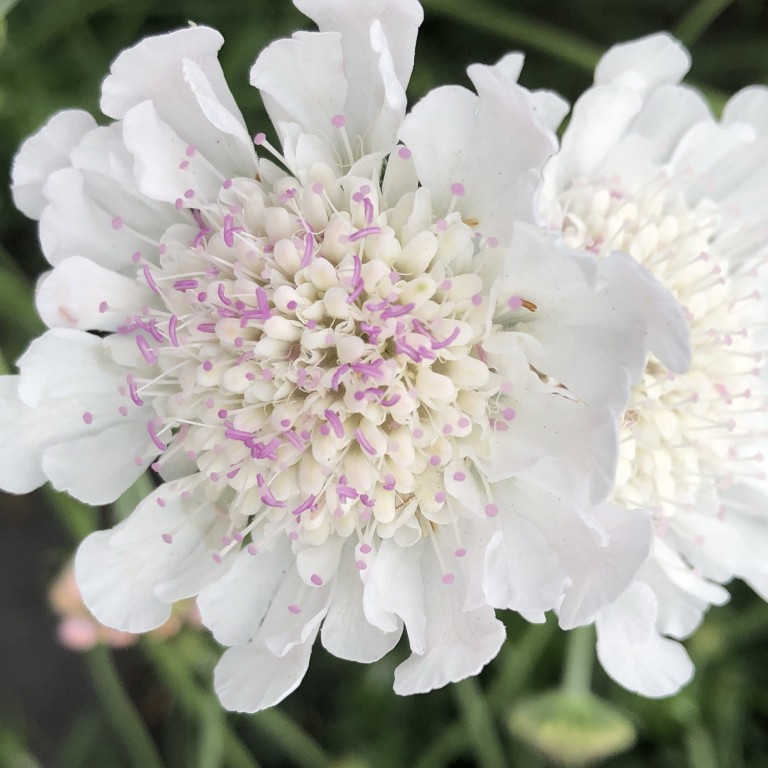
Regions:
[[543, 33, 768, 697], [3, 2, 688, 711]]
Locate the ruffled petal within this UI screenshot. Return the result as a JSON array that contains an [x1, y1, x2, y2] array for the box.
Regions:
[[723, 86, 768, 133], [556, 500, 653, 628], [491, 226, 689, 413], [214, 629, 317, 713], [11, 110, 97, 219], [321, 547, 402, 662], [475, 365, 617, 505], [197, 536, 293, 646], [596, 581, 694, 697], [502, 469, 652, 629], [595, 33, 690, 97], [250, 31, 347, 159], [39, 125, 185, 271], [482, 511, 565, 616], [35, 256, 152, 331], [644, 539, 729, 639], [75, 480, 232, 632], [0, 330, 154, 500], [101, 26, 255, 177], [393, 551, 505, 695], [122, 100, 231, 206], [0, 377, 48, 494], [292, 0, 422, 152], [42, 420, 154, 505], [363, 538, 424, 652], [17, 328, 129, 406], [399, 55, 556, 239]]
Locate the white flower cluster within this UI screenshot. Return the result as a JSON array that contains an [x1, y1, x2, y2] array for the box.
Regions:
[[2, 0, 766, 709]]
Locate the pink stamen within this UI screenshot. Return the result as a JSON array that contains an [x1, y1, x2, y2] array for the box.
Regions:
[[347, 226, 382, 242], [147, 421, 167, 452], [355, 428, 377, 456], [324, 409, 345, 438], [292, 494, 316, 516], [142, 264, 159, 293], [136, 335, 157, 364]]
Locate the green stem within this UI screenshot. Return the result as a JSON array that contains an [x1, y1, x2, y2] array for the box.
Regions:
[[488, 618, 557, 708], [247, 708, 332, 768], [421, 0, 602, 71], [413, 723, 468, 768], [141, 638, 260, 768], [85, 646, 164, 768], [675, 0, 736, 46], [562, 626, 595, 695], [45, 486, 98, 543], [452, 678, 508, 768]]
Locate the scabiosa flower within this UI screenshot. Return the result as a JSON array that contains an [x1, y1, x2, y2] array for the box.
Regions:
[[2, 2, 688, 711], [543, 33, 768, 697]]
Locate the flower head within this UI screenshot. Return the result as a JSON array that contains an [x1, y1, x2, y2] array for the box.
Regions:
[[2, 3, 688, 710], [544, 33, 768, 697]]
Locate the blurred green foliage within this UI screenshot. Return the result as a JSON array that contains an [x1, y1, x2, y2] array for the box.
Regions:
[[1, 0, 768, 766]]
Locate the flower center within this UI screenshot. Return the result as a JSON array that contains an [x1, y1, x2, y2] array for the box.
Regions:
[[549, 174, 767, 521], [109, 141, 530, 573]]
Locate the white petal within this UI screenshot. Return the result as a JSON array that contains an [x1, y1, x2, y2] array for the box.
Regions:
[[0, 330, 154, 499], [197, 536, 293, 646], [630, 84, 711, 162], [393, 553, 505, 695], [531, 89, 570, 132], [363, 538, 426, 653], [557, 501, 653, 629], [644, 540, 729, 639], [595, 33, 690, 97], [258, 566, 333, 657], [321, 548, 402, 662], [295, 535, 344, 587], [0, 376, 47, 493], [101, 26, 254, 176], [75, 480, 232, 632], [399, 58, 556, 239], [483, 513, 565, 615], [501, 226, 689, 412], [39, 168, 157, 270], [293, 0, 422, 152], [17, 328, 127, 407], [596, 581, 694, 697], [122, 100, 227, 206], [723, 86, 768, 134], [76, 529, 172, 632], [250, 31, 347, 157], [36, 256, 152, 331], [11, 110, 96, 219], [42, 420, 153, 505], [38, 125, 185, 271], [504, 470, 652, 629], [214, 632, 316, 713], [477, 367, 617, 504]]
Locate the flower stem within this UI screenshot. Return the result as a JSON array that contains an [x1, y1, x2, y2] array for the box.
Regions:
[[675, 0, 736, 46], [246, 708, 332, 768], [413, 723, 468, 768], [488, 618, 557, 708], [420, 0, 602, 71], [141, 638, 260, 768], [562, 625, 595, 695], [452, 677, 508, 768], [85, 646, 164, 768]]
